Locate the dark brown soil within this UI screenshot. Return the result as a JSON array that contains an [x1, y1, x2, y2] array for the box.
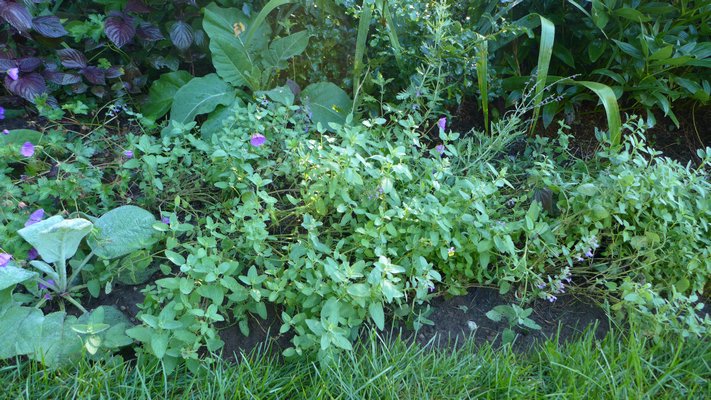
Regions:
[[404, 287, 608, 351], [82, 284, 145, 325]]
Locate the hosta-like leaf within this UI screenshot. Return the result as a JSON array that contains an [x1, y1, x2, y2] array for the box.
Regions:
[[32, 15, 67, 38], [142, 70, 192, 120], [45, 71, 82, 85], [87, 206, 158, 260], [104, 12, 136, 48], [57, 48, 87, 69], [18, 216, 93, 264], [169, 21, 193, 51], [0, 1, 32, 32], [136, 22, 163, 41], [82, 66, 106, 85], [170, 73, 236, 125], [4, 72, 46, 101]]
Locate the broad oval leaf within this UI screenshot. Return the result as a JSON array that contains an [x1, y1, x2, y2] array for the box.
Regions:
[[0, 265, 37, 292], [17, 216, 93, 264], [104, 12, 136, 48], [142, 70, 192, 120], [169, 21, 193, 51], [5, 72, 47, 102], [57, 48, 87, 69], [170, 73, 236, 125], [32, 15, 68, 38], [301, 82, 353, 128], [0, 1, 32, 32], [87, 205, 158, 260], [266, 30, 310, 66], [202, 3, 270, 90]]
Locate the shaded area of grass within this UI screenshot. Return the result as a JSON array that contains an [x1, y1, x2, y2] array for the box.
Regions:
[[1, 326, 708, 399]]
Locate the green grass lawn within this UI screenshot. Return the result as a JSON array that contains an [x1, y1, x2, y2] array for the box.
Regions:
[[2, 326, 708, 399]]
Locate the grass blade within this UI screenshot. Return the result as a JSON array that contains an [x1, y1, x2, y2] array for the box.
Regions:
[[529, 15, 555, 136], [380, 0, 403, 69], [353, 0, 373, 95], [244, 0, 291, 46], [476, 39, 489, 134]]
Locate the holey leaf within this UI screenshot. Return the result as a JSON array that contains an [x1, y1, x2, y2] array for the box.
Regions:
[[88, 206, 158, 260], [18, 216, 93, 264], [169, 74, 236, 125]]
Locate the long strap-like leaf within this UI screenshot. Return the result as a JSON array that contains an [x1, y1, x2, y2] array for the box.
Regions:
[[529, 15, 555, 136], [353, 0, 373, 95], [476, 40, 489, 135], [244, 0, 291, 46], [572, 81, 622, 146]]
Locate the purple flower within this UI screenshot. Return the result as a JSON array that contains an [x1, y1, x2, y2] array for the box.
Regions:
[[250, 133, 266, 147], [161, 216, 170, 225], [0, 106, 5, 120], [39, 279, 55, 291], [43, 293, 52, 300], [428, 283, 435, 293], [2, 129, 8, 135], [27, 248, 38, 261], [7, 67, 19, 81], [20, 141, 35, 157], [548, 295, 557, 303], [123, 150, 134, 159], [0, 253, 11, 267], [435, 144, 445, 155], [25, 209, 45, 227], [537, 282, 547, 289], [584, 249, 594, 258], [437, 117, 447, 131]]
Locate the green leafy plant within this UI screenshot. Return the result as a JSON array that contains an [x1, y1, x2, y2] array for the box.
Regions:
[[486, 304, 542, 344]]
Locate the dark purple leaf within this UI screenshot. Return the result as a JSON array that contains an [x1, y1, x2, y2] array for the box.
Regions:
[[57, 48, 87, 69], [193, 29, 206, 47], [4, 72, 46, 101], [81, 66, 106, 85], [91, 85, 106, 98], [0, 58, 17, 70], [0, 1, 33, 33], [286, 79, 301, 97], [106, 66, 123, 78], [45, 71, 81, 85], [17, 57, 41, 72], [169, 21, 193, 51], [71, 82, 88, 94], [136, 22, 163, 41], [104, 12, 136, 48], [125, 0, 151, 14], [32, 15, 67, 38]]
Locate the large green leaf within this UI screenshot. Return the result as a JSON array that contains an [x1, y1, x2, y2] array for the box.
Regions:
[[169, 74, 236, 125], [88, 205, 158, 260], [264, 30, 310, 68], [18, 216, 93, 264], [142, 70, 193, 121], [301, 82, 353, 128], [0, 265, 37, 308], [572, 80, 622, 146], [202, 3, 270, 91]]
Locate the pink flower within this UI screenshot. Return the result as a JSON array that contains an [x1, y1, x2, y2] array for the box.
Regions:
[[2, 129, 8, 135], [20, 142, 35, 157], [437, 117, 447, 131], [250, 133, 266, 147], [0, 253, 11, 267], [7, 68, 19, 81], [25, 209, 45, 226]]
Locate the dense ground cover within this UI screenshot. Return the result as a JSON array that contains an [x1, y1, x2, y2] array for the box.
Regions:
[[0, 0, 709, 397]]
